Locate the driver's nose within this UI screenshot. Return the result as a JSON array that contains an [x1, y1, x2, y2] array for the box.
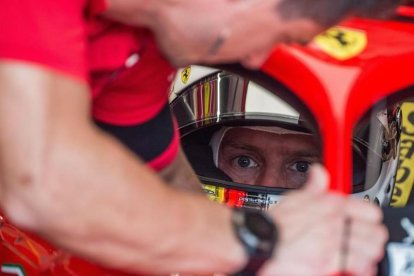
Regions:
[[256, 168, 287, 188]]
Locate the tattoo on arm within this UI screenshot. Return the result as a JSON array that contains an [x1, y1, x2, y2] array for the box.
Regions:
[[207, 28, 231, 56], [208, 36, 226, 55]]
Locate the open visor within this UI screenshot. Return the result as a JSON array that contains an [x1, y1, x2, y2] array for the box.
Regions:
[[171, 69, 401, 210]]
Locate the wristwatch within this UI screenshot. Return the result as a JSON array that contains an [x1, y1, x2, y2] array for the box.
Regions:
[[232, 207, 278, 276]]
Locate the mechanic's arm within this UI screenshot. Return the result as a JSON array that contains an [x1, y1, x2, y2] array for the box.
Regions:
[[0, 61, 246, 274], [159, 148, 203, 192]]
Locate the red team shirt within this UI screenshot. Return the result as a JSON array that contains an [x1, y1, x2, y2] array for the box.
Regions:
[[0, 0, 179, 171]]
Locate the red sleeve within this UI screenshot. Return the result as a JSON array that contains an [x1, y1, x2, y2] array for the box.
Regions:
[[0, 0, 88, 81]]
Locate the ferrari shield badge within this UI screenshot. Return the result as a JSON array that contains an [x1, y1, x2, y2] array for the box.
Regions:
[[180, 66, 191, 84], [313, 26, 367, 60]]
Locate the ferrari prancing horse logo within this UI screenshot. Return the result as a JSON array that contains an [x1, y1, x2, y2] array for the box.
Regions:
[[180, 66, 191, 84], [314, 27, 367, 60]]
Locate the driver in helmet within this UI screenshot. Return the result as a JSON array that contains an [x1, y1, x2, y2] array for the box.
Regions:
[[210, 126, 320, 189], [172, 67, 400, 211]]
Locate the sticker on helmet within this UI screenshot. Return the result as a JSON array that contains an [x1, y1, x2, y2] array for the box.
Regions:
[[392, 102, 414, 207], [201, 183, 278, 210], [180, 66, 191, 84], [313, 27, 367, 60], [202, 184, 226, 203]]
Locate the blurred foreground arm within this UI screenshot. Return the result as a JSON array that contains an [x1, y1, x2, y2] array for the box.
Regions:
[[0, 62, 246, 274]]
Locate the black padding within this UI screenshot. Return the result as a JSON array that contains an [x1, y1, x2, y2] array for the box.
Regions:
[[95, 103, 174, 162]]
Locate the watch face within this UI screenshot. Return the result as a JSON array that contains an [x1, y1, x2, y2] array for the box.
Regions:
[[246, 211, 275, 239]]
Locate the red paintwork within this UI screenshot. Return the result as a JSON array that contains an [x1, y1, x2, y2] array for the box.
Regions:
[[0, 214, 136, 275], [397, 5, 414, 17], [1, 5, 414, 275], [263, 14, 414, 194]]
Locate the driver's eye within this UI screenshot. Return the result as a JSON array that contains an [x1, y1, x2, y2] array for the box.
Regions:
[[293, 161, 310, 173], [236, 156, 258, 168]]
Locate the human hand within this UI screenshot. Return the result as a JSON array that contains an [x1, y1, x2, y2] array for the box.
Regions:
[[259, 164, 388, 276]]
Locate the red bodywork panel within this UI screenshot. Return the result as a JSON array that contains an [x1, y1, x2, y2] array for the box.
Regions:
[[263, 16, 414, 194], [0, 215, 135, 275], [1, 8, 414, 276]]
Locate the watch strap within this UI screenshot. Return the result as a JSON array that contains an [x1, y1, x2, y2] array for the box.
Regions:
[[232, 208, 277, 276], [234, 257, 268, 276]]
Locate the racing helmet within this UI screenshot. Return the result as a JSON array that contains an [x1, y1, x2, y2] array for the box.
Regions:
[[170, 65, 401, 210]]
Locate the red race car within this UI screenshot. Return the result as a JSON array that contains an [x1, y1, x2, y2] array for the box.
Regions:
[[2, 4, 414, 276]]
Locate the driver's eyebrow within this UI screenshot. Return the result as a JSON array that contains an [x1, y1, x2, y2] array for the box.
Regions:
[[223, 143, 260, 152], [224, 143, 321, 159]]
